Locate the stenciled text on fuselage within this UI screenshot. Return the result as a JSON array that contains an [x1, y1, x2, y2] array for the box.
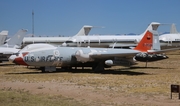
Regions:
[[24, 55, 63, 62]]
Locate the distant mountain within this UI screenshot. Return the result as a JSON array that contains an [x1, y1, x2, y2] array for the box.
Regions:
[[159, 32, 170, 35], [127, 33, 137, 35], [115, 33, 138, 36]]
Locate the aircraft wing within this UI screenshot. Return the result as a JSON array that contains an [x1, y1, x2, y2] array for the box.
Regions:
[[0, 52, 13, 54], [74, 48, 140, 63], [0, 48, 20, 56], [90, 51, 140, 59], [0, 52, 15, 62]]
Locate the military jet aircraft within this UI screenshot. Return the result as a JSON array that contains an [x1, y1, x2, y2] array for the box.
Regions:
[[9, 30, 173, 72], [0, 29, 27, 62]]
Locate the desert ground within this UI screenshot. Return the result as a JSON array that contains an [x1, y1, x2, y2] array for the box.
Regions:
[[0, 51, 180, 106]]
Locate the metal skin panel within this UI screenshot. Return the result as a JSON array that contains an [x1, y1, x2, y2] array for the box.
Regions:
[[11, 47, 140, 67]]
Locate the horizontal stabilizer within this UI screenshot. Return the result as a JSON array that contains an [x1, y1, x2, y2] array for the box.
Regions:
[[140, 22, 160, 36], [147, 47, 180, 53]]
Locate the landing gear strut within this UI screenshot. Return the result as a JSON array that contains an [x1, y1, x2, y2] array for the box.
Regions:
[[92, 62, 104, 72]]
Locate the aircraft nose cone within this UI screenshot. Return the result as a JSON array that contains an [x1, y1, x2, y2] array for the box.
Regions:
[[9, 55, 17, 62], [9, 54, 28, 66]]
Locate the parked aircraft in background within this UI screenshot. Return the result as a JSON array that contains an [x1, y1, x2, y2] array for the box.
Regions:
[[22, 25, 94, 47], [62, 22, 160, 48], [159, 23, 180, 47], [22, 22, 161, 48], [0, 30, 8, 45], [0, 29, 27, 62], [10, 30, 175, 72]]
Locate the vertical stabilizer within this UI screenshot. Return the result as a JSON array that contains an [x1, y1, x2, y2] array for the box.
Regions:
[[75, 25, 93, 36], [140, 22, 160, 36], [170, 23, 178, 34], [134, 30, 160, 52], [5, 29, 27, 48], [134, 31, 153, 52], [0, 30, 8, 45]]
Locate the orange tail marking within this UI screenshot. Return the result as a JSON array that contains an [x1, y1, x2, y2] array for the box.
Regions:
[[134, 31, 153, 52]]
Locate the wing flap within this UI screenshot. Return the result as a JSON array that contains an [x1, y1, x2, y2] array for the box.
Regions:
[[109, 44, 137, 48]]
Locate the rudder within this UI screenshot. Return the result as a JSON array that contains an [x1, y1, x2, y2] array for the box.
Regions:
[[134, 31, 153, 52]]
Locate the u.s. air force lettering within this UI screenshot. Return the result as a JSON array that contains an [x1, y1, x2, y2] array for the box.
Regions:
[[24, 55, 63, 62]]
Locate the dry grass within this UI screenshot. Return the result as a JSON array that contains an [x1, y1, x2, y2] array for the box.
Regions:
[[0, 89, 83, 106], [0, 50, 180, 105]]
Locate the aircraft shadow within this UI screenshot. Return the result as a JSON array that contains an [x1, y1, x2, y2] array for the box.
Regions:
[[0, 63, 15, 66], [129, 66, 175, 69], [7, 68, 149, 76]]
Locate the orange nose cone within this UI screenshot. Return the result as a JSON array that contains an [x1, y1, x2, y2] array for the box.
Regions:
[[14, 57, 28, 66]]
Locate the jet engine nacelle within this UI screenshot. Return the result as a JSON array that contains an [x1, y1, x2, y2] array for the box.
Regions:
[[134, 53, 168, 62], [75, 50, 94, 63]]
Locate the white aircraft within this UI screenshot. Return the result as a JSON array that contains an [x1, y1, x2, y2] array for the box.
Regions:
[[22, 25, 94, 47], [159, 23, 180, 47], [22, 22, 160, 48], [10, 29, 179, 72], [0, 30, 8, 45], [62, 22, 160, 48], [0, 29, 27, 62]]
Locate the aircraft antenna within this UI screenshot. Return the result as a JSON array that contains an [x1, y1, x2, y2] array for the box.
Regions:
[[32, 10, 34, 37]]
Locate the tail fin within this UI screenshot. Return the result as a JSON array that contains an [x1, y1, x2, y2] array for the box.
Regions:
[[170, 23, 178, 34], [0, 30, 8, 45], [140, 22, 160, 36], [5, 29, 27, 48], [134, 30, 153, 52], [75, 25, 93, 36], [134, 30, 160, 52]]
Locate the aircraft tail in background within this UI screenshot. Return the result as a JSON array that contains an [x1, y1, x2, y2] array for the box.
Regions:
[[75, 25, 93, 36], [140, 22, 160, 36], [4, 29, 27, 48], [0, 30, 8, 45], [170, 23, 178, 34]]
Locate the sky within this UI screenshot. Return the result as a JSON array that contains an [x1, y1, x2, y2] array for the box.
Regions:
[[0, 0, 179, 36]]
